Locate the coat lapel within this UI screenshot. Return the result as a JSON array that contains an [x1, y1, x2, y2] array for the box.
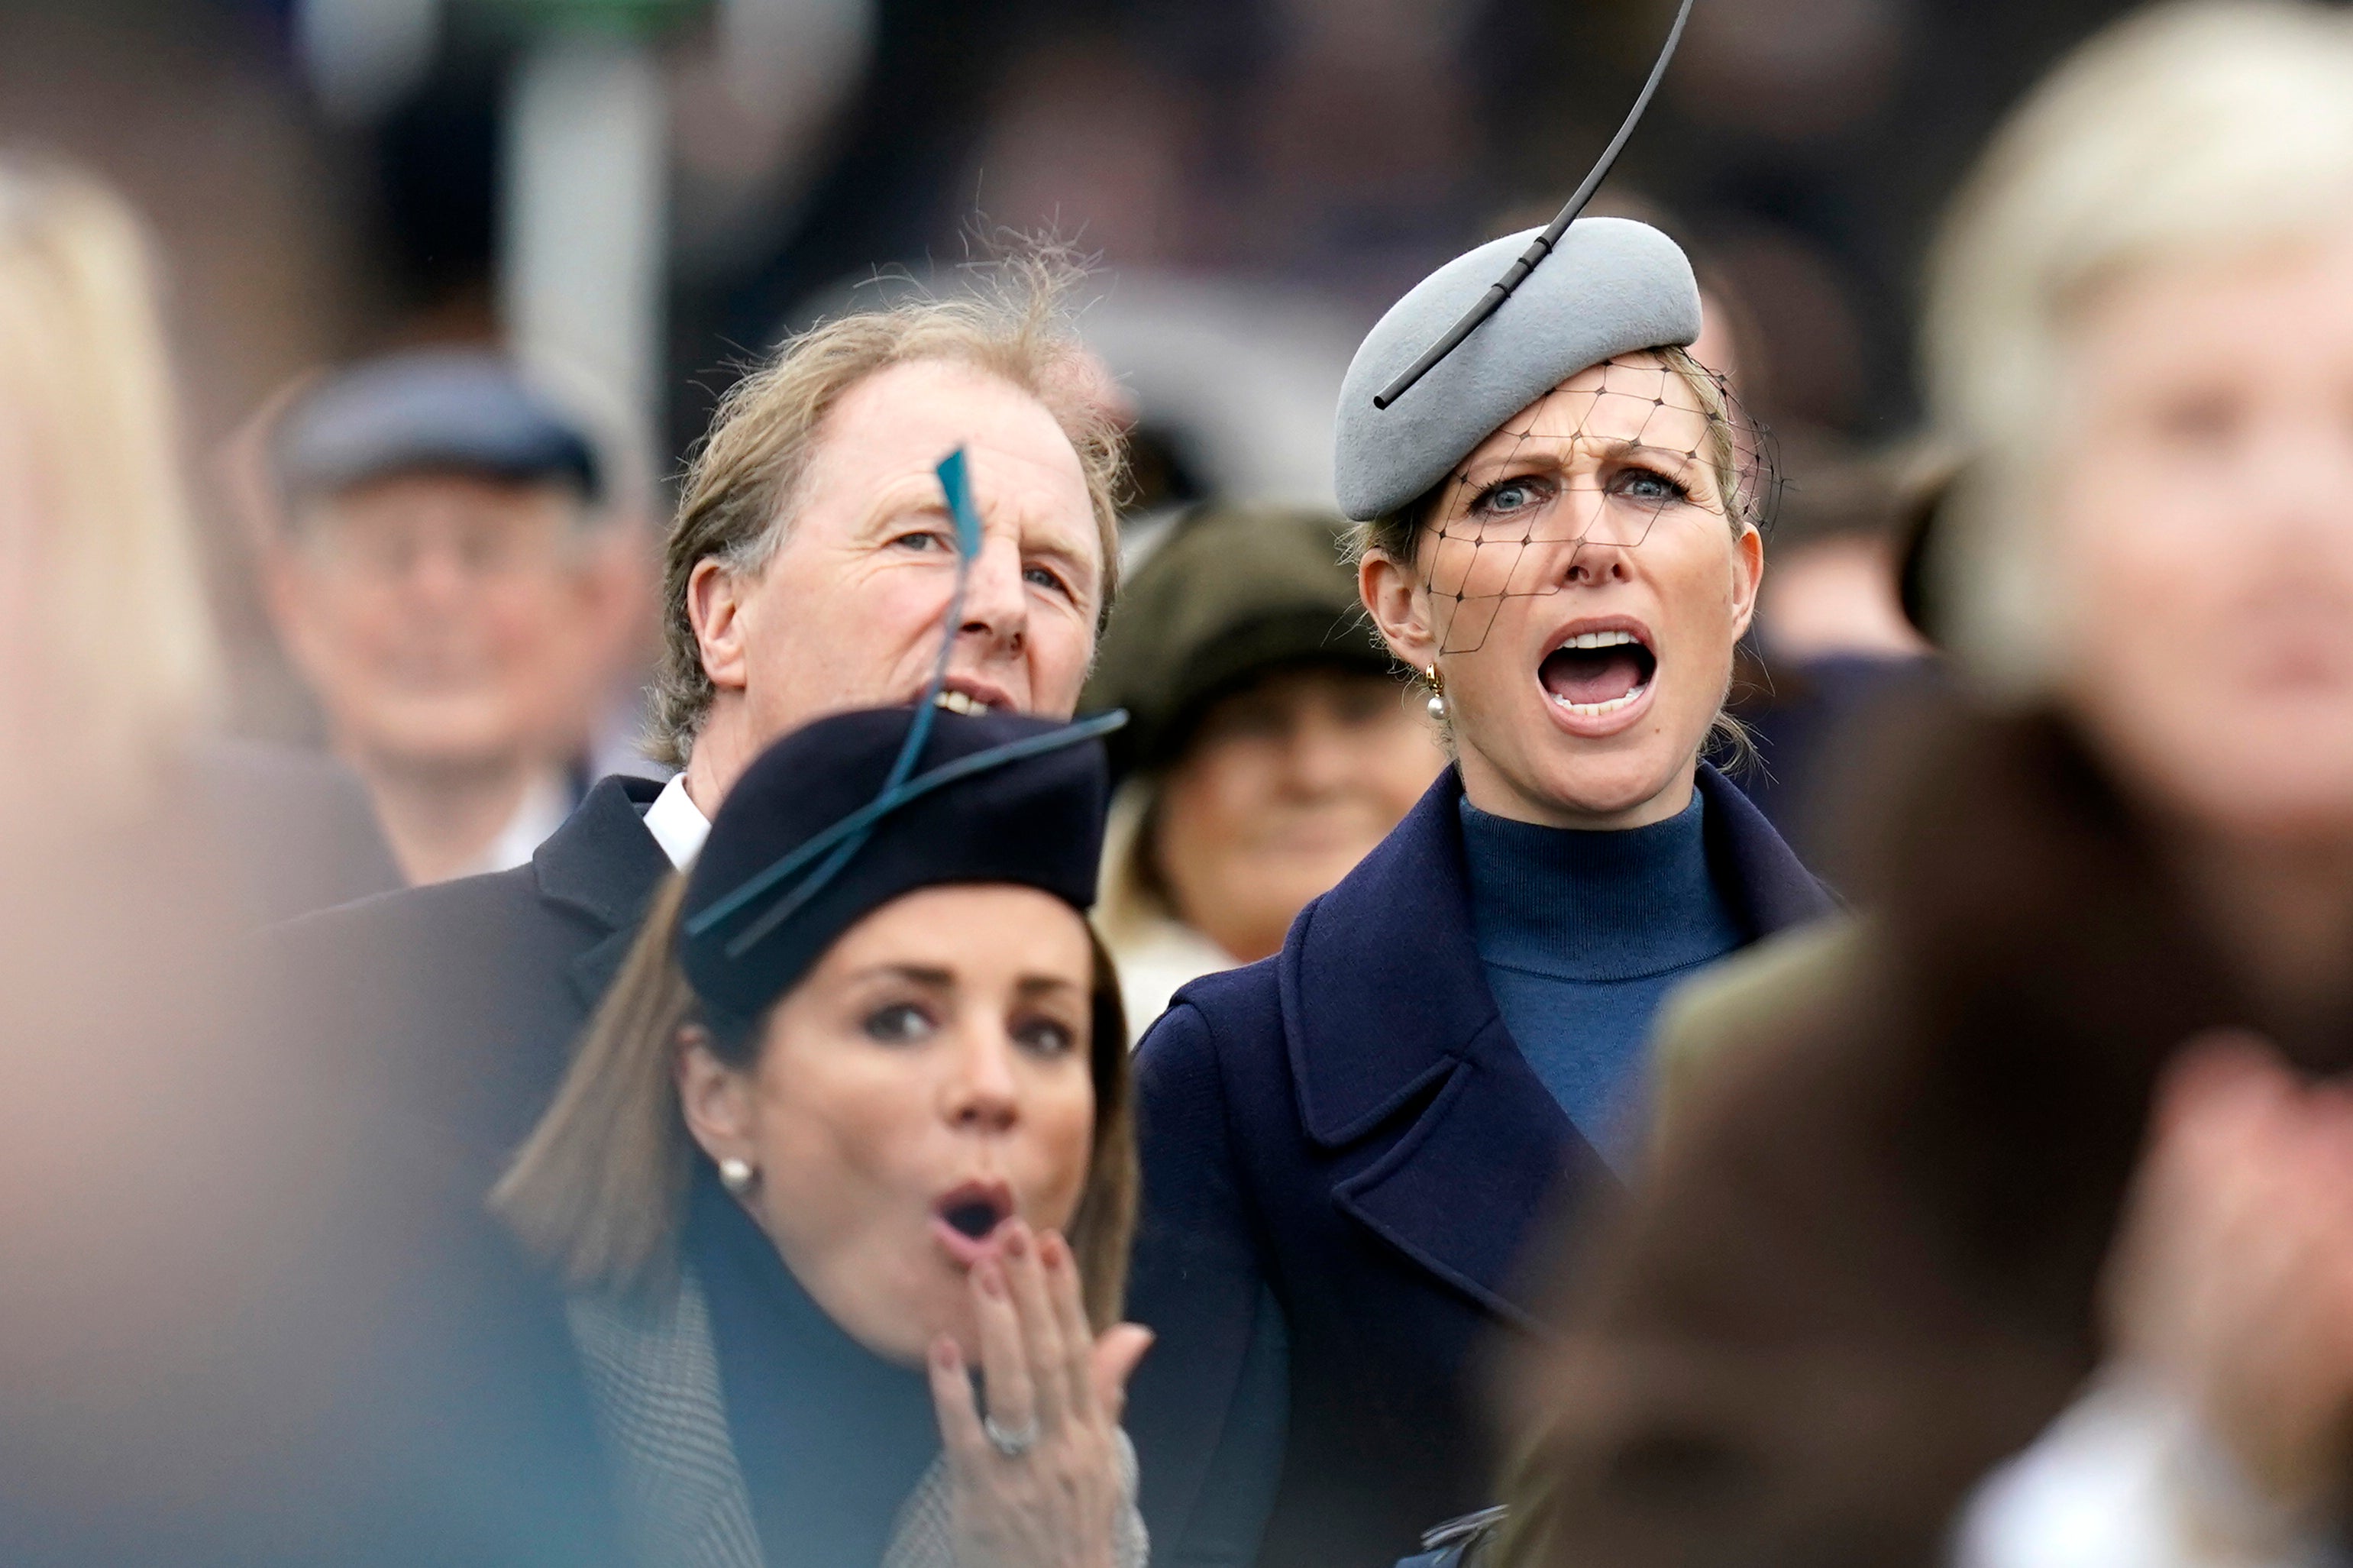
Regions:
[[1694, 763, 1838, 936], [1280, 771, 1598, 1331], [532, 774, 673, 1011], [1281, 767, 1834, 1331]]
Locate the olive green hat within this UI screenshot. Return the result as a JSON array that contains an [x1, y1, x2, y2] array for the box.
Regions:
[[1081, 503, 1395, 778]]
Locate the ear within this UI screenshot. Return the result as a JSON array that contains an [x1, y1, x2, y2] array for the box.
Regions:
[[687, 556, 751, 697], [1727, 524, 1765, 642], [1359, 548, 1437, 675], [676, 1024, 759, 1170]]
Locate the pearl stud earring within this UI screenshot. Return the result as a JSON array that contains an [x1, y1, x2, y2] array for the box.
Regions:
[[719, 1157, 756, 1196]]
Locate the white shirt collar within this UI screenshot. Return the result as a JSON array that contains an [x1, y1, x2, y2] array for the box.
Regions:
[[642, 772, 712, 870]]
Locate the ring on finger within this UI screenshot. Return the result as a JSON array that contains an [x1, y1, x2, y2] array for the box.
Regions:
[[983, 1413, 1040, 1457]]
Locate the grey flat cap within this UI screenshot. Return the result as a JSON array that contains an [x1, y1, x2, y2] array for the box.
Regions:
[[273, 349, 603, 507], [1333, 218, 1702, 520]]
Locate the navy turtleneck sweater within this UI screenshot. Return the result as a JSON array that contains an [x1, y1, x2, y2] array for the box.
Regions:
[[687, 1166, 942, 1567], [1457, 790, 1744, 1172]]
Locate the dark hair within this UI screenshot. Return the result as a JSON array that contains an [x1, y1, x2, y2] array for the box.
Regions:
[[492, 876, 1138, 1324]]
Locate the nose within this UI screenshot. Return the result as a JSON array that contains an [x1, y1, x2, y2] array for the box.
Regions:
[[405, 535, 474, 611], [940, 1023, 1022, 1136], [1563, 536, 1635, 587], [955, 529, 1029, 664]]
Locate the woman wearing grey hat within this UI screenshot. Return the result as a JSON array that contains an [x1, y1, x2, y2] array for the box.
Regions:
[[1119, 215, 1834, 1568]]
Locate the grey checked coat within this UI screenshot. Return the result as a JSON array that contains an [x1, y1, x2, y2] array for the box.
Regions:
[[567, 1275, 1149, 1568]]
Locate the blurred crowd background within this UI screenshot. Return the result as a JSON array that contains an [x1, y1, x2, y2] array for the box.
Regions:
[[15, 2, 2353, 1565], [0, 0, 2128, 835]]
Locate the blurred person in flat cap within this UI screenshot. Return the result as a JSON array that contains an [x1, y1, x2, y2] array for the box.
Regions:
[[1484, 6, 2353, 1566], [1119, 214, 1832, 1568], [475, 703, 1148, 1567], [1082, 503, 1443, 1035], [266, 254, 1126, 1204], [259, 349, 648, 886]]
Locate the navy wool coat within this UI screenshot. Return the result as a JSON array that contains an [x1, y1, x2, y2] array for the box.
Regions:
[[1124, 765, 1832, 1568]]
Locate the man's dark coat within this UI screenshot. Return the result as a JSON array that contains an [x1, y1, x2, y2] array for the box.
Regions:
[[1123, 763, 1832, 1568], [256, 774, 671, 1566], [270, 772, 670, 1184]]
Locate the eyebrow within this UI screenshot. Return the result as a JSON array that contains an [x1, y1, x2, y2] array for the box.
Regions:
[[1457, 435, 1701, 486], [857, 963, 955, 988]]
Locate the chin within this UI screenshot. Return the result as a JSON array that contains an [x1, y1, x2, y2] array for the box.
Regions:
[[1514, 707, 1704, 822]]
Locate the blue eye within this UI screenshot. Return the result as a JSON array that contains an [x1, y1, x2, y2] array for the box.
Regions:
[[1472, 478, 1546, 517], [1614, 467, 1692, 505], [891, 529, 951, 554], [864, 1003, 934, 1044], [1024, 564, 1071, 596]]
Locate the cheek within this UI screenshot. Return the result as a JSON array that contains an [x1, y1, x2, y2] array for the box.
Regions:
[[1026, 611, 1097, 705], [1016, 1070, 1097, 1227], [749, 1060, 928, 1237], [2049, 480, 2201, 687], [1654, 536, 1743, 687]]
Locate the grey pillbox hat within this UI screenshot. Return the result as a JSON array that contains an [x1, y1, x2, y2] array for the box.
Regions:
[[1333, 217, 1703, 521]]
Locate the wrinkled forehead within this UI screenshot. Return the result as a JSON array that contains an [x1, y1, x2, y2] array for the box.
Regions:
[[1456, 354, 1712, 475]]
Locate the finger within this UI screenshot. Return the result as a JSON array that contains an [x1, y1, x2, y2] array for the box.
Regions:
[[1091, 1325, 1155, 1424], [970, 1256, 1037, 1440], [1000, 1220, 1073, 1426], [926, 1335, 990, 1462], [1040, 1230, 1100, 1422]]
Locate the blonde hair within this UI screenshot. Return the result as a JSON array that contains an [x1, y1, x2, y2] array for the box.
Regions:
[[648, 253, 1128, 768], [1922, 0, 2353, 691], [0, 157, 219, 803], [493, 876, 1140, 1327]]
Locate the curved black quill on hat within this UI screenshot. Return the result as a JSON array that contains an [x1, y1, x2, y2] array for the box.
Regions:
[[1372, 0, 1697, 411], [677, 446, 1124, 1023]]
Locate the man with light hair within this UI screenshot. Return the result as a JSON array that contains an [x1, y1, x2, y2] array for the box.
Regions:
[[270, 265, 1126, 1182]]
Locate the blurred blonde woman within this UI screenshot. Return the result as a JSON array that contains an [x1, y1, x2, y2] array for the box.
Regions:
[[0, 154, 217, 820], [0, 154, 393, 914], [1486, 6, 2353, 1566], [0, 155, 390, 1563]]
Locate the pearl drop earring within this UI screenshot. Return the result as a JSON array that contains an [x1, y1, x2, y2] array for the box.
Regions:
[[1424, 664, 1446, 722], [719, 1157, 756, 1196]]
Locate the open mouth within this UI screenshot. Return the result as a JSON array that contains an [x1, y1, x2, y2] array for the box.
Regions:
[[1539, 629, 1656, 716], [934, 689, 993, 717], [933, 1182, 1013, 1243]]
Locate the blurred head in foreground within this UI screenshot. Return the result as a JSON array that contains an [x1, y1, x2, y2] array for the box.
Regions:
[[1084, 503, 1441, 1028], [0, 154, 218, 824], [1488, 8, 2353, 1566], [1922, 0, 2353, 855], [260, 351, 641, 884]]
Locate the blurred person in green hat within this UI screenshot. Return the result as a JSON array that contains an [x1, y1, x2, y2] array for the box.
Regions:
[[1082, 503, 1443, 1036]]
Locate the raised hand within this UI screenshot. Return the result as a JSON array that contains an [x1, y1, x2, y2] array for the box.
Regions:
[[2103, 1032, 2353, 1521], [926, 1220, 1154, 1568]]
